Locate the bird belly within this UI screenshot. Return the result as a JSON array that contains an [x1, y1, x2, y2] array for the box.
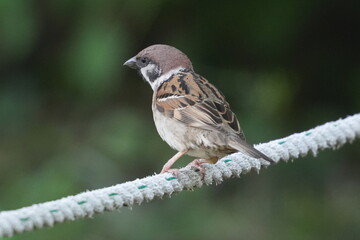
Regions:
[[153, 109, 231, 159], [153, 109, 189, 151]]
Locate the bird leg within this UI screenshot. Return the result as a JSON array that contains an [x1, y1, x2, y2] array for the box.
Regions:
[[186, 157, 218, 175], [160, 150, 188, 174]]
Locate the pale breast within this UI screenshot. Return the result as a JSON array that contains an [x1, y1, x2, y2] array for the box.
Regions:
[[152, 105, 189, 151], [152, 103, 232, 159]]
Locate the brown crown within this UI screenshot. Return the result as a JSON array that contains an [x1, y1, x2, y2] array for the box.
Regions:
[[136, 44, 193, 74]]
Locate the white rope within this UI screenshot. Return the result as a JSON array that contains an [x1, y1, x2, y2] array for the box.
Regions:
[[1, 113, 359, 237]]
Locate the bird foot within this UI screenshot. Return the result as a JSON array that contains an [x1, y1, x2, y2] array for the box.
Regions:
[[186, 159, 212, 175], [160, 167, 180, 176]]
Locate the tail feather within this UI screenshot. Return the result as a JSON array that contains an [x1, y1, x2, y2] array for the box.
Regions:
[[229, 139, 274, 163]]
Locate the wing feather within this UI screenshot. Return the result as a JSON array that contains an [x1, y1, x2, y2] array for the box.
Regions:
[[155, 71, 245, 140]]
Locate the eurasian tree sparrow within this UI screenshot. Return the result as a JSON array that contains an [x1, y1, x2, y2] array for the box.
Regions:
[[124, 44, 273, 174]]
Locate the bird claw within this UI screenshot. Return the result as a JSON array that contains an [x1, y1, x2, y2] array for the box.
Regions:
[[186, 159, 209, 176], [160, 168, 180, 176], [161, 158, 215, 177]]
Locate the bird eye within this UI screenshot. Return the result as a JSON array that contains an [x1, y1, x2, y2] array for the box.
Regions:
[[138, 57, 150, 67], [141, 57, 148, 63]]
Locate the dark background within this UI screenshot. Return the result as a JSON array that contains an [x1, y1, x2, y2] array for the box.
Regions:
[[1, 0, 359, 239]]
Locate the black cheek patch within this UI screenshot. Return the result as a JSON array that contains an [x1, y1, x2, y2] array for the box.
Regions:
[[146, 67, 160, 82]]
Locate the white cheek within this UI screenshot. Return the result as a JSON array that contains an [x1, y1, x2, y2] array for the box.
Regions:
[[140, 64, 157, 82], [148, 67, 185, 91]]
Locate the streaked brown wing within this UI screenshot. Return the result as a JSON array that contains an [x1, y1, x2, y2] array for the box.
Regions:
[[155, 71, 245, 140]]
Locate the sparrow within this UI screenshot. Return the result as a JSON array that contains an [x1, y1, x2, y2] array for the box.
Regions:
[[124, 44, 273, 174]]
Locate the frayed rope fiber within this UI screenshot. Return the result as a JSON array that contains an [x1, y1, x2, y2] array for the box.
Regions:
[[1, 113, 360, 237]]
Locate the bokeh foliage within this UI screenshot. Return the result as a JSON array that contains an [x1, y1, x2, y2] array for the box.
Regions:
[[0, 0, 359, 239]]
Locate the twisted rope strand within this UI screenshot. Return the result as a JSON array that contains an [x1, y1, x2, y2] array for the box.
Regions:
[[1, 113, 359, 237]]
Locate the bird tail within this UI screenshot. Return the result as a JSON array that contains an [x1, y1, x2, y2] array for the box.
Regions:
[[228, 139, 274, 163]]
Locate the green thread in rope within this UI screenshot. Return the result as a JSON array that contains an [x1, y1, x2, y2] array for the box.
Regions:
[[165, 176, 177, 181], [0, 113, 356, 238], [20, 217, 29, 222], [223, 159, 232, 163], [108, 193, 119, 196]]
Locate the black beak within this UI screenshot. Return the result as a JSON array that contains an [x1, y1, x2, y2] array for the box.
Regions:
[[123, 57, 138, 69]]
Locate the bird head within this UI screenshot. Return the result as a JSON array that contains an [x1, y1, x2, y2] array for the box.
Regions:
[[124, 44, 193, 90]]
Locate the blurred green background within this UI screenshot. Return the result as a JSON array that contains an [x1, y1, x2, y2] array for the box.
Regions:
[[1, 0, 360, 239]]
